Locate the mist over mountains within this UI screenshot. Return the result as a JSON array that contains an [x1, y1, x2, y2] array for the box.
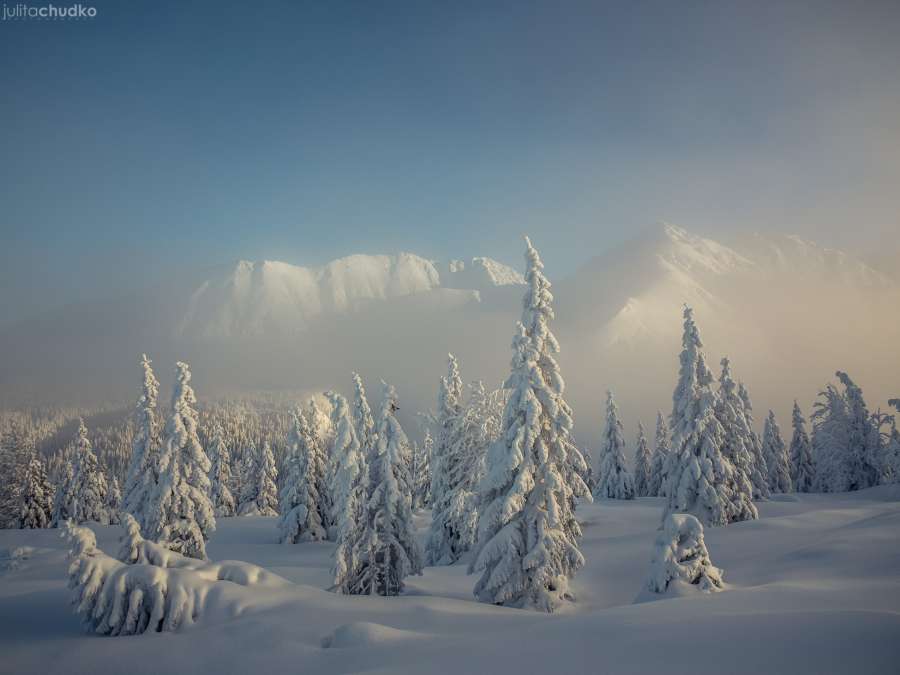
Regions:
[[2, 224, 897, 447]]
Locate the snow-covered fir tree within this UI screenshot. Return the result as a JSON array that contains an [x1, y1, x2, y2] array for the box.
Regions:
[[328, 391, 369, 594], [0, 425, 31, 528], [307, 397, 334, 470], [812, 372, 881, 492], [51, 456, 75, 527], [882, 406, 900, 485], [425, 354, 477, 565], [738, 381, 770, 499], [409, 430, 432, 510], [463, 380, 502, 482], [351, 372, 377, 462], [647, 411, 670, 497], [18, 456, 53, 529], [594, 390, 635, 500], [67, 419, 109, 525], [208, 423, 236, 517], [106, 476, 122, 524], [238, 441, 278, 516], [237, 445, 259, 514], [789, 401, 815, 492], [145, 362, 215, 560], [663, 306, 757, 527], [362, 381, 424, 595], [836, 371, 881, 488], [645, 513, 723, 595], [122, 354, 160, 531], [812, 383, 849, 492], [471, 236, 588, 612], [279, 407, 329, 543], [380, 383, 413, 506], [633, 421, 652, 497], [716, 357, 769, 501], [762, 411, 792, 493]]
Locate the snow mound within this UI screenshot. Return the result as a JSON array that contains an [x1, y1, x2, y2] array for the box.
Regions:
[[0, 546, 37, 573], [321, 621, 425, 649]]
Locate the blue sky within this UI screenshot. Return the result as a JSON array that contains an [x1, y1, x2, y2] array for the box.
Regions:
[[2, 0, 898, 324]]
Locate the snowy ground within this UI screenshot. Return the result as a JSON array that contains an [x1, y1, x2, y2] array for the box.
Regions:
[[2, 488, 899, 675]]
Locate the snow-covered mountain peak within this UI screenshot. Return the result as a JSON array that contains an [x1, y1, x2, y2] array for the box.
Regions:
[[738, 232, 895, 289], [444, 257, 525, 290], [175, 251, 522, 339], [655, 222, 754, 276]]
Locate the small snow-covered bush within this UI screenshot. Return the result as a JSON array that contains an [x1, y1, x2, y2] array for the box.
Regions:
[[117, 513, 194, 568], [65, 519, 286, 636], [65, 521, 201, 635], [645, 513, 723, 596]]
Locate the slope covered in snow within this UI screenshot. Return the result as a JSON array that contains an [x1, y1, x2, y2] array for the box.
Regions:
[[178, 254, 445, 338], [1, 488, 898, 673], [174, 253, 526, 339]]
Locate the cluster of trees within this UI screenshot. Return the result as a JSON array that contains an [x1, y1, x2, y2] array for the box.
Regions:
[[585, 308, 900, 527], [6, 236, 900, 616]]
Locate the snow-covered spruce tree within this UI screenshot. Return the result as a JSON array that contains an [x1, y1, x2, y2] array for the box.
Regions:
[[18, 456, 53, 529], [882, 413, 900, 485], [633, 422, 652, 497], [307, 397, 334, 469], [237, 445, 259, 515], [645, 513, 723, 595], [663, 306, 757, 527], [363, 381, 424, 595], [106, 476, 122, 525], [208, 424, 236, 517], [789, 401, 815, 492], [122, 354, 160, 531], [431, 378, 500, 550], [647, 412, 670, 497], [812, 383, 849, 492], [761, 410, 791, 493], [0, 426, 31, 528], [279, 407, 329, 543], [738, 381, 770, 499], [409, 431, 432, 511], [308, 397, 333, 441], [425, 354, 476, 565], [594, 390, 635, 500], [471, 236, 588, 612], [351, 372, 377, 461], [463, 380, 499, 486], [51, 457, 75, 527], [430, 355, 463, 515], [716, 357, 769, 501], [327, 391, 370, 594], [239, 441, 278, 516], [145, 362, 215, 560], [258, 441, 279, 516], [812, 373, 881, 493], [836, 371, 881, 489], [68, 419, 110, 525]]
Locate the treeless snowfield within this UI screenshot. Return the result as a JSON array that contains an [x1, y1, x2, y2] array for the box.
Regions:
[[2, 488, 899, 675]]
